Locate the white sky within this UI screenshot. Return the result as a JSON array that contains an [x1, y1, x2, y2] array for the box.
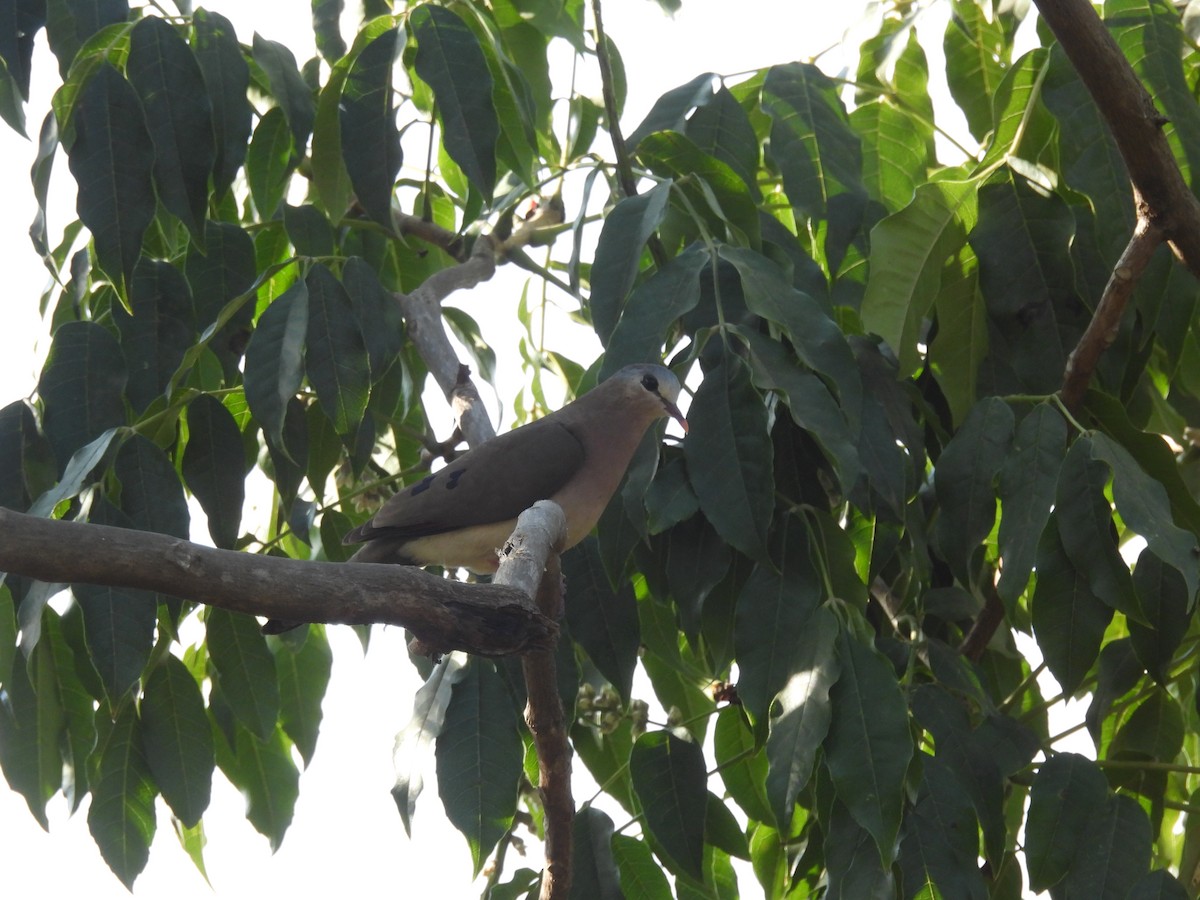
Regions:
[[0, 3, 1081, 899]]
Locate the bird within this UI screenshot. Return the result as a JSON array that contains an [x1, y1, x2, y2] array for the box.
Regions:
[[262, 363, 686, 632]]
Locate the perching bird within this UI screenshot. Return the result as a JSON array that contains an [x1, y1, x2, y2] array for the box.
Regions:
[[344, 362, 687, 571], [262, 364, 686, 633]]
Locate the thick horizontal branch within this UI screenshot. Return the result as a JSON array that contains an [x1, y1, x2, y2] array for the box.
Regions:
[[0, 506, 561, 657]]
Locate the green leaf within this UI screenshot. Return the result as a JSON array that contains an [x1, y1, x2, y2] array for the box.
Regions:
[[28, 428, 120, 518], [0, 0, 45, 101], [411, 4, 497, 196], [1032, 517, 1113, 696], [714, 707, 772, 825], [571, 806, 623, 900], [1055, 437, 1142, 622], [637, 131, 760, 248], [0, 585, 14, 690], [64, 62, 153, 295], [141, 654, 214, 827], [861, 179, 978, 377], [87, 703, 156, 889], [339, 26, 403, 228], [206, 608, 280, 741], [626, 71, 715, 149], [311, 0, 346, 63], [823, 789, 895, 899], [342, 256, 404, 381], [246, 106, 295, 218], [193, 9, 251, 199], [996, 403, 1067, 603], [1056, 793, 1152, 899], [898, 753, 988, 900], [244, 279, 309, 451], [0, 636, 64, 827], [112, 258, 195, 414], [126, 15, 214, 240], [588, 179, 672, 345], [182, 394, 245, 549], [114, 433, 190, 538], [852, 99, 928, 213], [1026, 752, 1109, 891], [1126, 870, 1190, 900], [38, 320, 127, 478], [943, 0, 1009, 140], [305, 263, 370, 435], [764, 606, 838, 830], [630, 731, 707, 880], [600, 244, 706, 379], [683, 352, 773, 563], [274, 625, 332, 767], [720, 244, 862, 419], [232, 723, 299, 851], [1089, 431, 1200, 601], [823, 628, 913, 867], [0, 400, 53, 513], [734, 520, 823, 719], [184, 220, 257, 375], [562, 537, 639, 700], [252, 33, 315, 154], [1109, 688, 1184, 763], [392, 654, 467, 836], [1130, 548, 1191, 682], [283, 203, 335, 257], [932, 397, 1013, 584], [72, 537, 154, 702], [611, 833, 673, 900], [435, 660, 523, 875], [930, 242, 987, 425], [684, 85, 760, 196], [45, 0, 129, 78]]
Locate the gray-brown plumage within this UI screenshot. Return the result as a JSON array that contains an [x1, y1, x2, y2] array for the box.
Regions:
[[343, 363, 687, 572]]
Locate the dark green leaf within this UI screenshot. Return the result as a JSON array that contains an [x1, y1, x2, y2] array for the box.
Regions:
[[193, 9, 251, 199], [898, 754, 987, 900], [588, 179, 672, 345], [112, 258, 195, 414], [206, 608, 280, 740], [1055, 437, 1141, 622], [1090, 431, 1200, 601], [571, 806, 623, 900], [630, 731, 707, 880], [114, 434, 189, 538], [600, 244, 706, 379], [685, 85, 760, 195], [0, 400, 52, 512], [0, 636, 64, 827], [274, 625, 332, 767], [824, 628, 913, 867], [435, 660, 523, 875], [626, 71, 715, 149], [714, 707, 771, 825], [64, 62, 154, 295], [1130, 549, 1191, 682], [45, 0, 128, 79], [562, 537, 639, 700], [339, 27, 403, 228], [305, 263, 370, 435], [141, 654, 213, 827], [0, 0, 45, 99], [683, 352, 773, 563], [1127, 870, 1190, 900], [38, 321, 127, 478], [246, 106, 295, 218], [127, 16, 214, 239], [1026, 752, 1109, 891], [411, 4, 497, 196], [252, 33, 315, 153], [823, 789, 895, 899], [87, 703, 156, 889], [283, 203, 335, 257], [311, 0, 346, 63], [1056, 793, 1152, 899], [182, 394, 245, 549], [611, 833, 673, 900], [72, 550, 154, 702], [342, 256, 405, 380], [1032, 518, 1113, 697], [764, 606, 838, 829], [244, 279, 308, 451], [232, 723, 299, 851], [184, 220, 257, 375], [997, 403, 1067, 603], [932, 397, 1013, 584]]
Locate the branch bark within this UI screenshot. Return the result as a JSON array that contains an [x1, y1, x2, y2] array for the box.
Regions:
[[0, 506, 556, 657]]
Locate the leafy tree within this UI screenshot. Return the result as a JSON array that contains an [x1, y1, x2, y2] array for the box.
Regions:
[[4, 0, 1200, 897]]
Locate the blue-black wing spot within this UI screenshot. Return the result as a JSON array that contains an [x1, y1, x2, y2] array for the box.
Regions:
[[445, 469, 465, 489], [410, 475, 435, 496]]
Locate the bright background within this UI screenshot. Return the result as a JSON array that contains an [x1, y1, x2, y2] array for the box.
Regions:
[[0, 3, 1077, 898]]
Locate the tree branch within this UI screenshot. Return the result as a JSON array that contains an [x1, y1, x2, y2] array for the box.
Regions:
[[0, 506, 557, 657]]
